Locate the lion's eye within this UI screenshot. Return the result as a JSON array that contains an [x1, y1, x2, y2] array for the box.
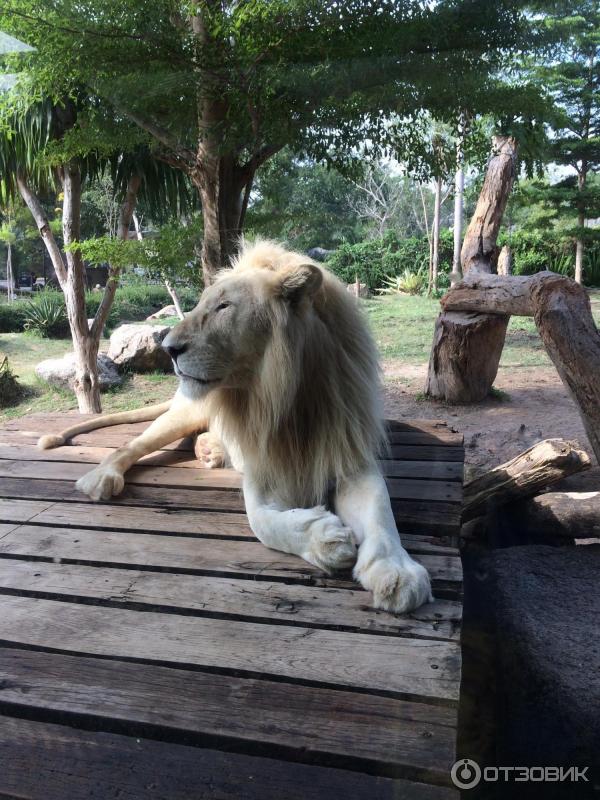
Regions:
[[215, 302, 231, 312]]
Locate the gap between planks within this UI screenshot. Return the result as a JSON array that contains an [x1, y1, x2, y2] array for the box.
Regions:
[[0, 558, 461, 641], [0, 595, 461, 704]]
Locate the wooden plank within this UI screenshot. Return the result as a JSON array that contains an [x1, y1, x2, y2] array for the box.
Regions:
[[387, 430, 463, 446], [0, 460, 463, 506], [0, 443, 464, 482], [0, 458, 244, 490], [0, 478, 460, 536], [0, 715, 458, 799], [0, 526, 463, 592], [0, 648, 458, 783], [0, 477, 246, 511], [0, 596, 461, 701], [389, 444, 464, 462], [0, 559, 461, 640], [391, 499, 461, 538], [0, 497, 459, 556]]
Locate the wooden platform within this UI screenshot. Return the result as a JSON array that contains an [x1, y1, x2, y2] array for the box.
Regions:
[[0, 413, 464, 799]]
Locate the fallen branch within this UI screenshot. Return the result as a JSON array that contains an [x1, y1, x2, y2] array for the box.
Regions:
[[463, 439, 591, 522]]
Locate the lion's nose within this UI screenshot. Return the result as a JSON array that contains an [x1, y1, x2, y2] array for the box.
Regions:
[[164, 343, 188, 361]]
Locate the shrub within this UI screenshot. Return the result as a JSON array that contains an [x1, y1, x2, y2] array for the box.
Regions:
[[0, 301, 29, 333], [22, 291, 69, 338], [326, 230, 453, 291], [0, 355, 25, 408], [376, 269, 426, 295]]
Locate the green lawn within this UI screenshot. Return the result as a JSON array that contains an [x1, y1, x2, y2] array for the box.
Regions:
[[2, 291, 599, 422]]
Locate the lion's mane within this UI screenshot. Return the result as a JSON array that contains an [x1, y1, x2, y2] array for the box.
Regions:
[[203, 241, 386, 507]]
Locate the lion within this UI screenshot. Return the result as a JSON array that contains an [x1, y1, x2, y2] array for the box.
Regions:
[[39, 240, 432, 613]]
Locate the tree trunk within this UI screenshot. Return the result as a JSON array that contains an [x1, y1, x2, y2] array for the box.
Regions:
[[193, 158, 248, 286], [429, 176, 442, 294], [425, 136, 518, 403], [6, 242, 15, 302], [451, 163, 464, 288], [60, 162, 102, 414], [497, 245, 512, 276]]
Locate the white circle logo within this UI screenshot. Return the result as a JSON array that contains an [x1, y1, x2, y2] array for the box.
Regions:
[[451, 758, 482, 789]]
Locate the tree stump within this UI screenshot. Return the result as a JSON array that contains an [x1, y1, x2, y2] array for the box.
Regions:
[[425, 311, 509, 402], [426, 136, 518, 402]]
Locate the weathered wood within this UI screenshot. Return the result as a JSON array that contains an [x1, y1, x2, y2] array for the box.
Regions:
[[441, 271, 541, 316], [0, 498, 458, 557], [0, 647, 458, 783], [0, 716, 457, 800], [0, 596, 461, 701], [0, 525, 462, 592], [531, 274, 600, 464], [497, 244, 512, 276], [424, 310, 510, 402], [0, 559, 462, 640], [509, 491, 600, 540], [425, 136, 518, 403], [463, 439, 591, 522], [0, 478, 461, 537], [439, 271, 600, 461]]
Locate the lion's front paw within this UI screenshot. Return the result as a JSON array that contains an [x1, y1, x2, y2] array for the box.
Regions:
[[355, 553, 432, 614], [75, 466, 125, 502], [194, 432, 226, 469], [303, 512, 357, 573]]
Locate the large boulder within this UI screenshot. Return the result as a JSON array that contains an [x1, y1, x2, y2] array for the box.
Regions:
[[146, 304, 179, 321], [36, 352, 122, 392], [107, 323, 173, 373]]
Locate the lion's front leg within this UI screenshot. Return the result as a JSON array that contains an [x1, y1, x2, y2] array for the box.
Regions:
[[335, 472, 433, 614], [242, 476, 356, 572], [76, 395, 209, 501]]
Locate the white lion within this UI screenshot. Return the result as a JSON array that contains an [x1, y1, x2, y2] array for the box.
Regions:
[[39, 241, 432, 613]]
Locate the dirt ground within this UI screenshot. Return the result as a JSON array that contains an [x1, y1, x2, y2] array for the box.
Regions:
[[382, 361, 595, 480]]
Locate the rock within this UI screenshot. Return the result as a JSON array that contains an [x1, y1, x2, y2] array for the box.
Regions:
[[346, 281, 369, 298], [107, 323, 173, 373], [35, 352, 122, 392], [146, 305, 178, 321], [306, 247, 334, 262]]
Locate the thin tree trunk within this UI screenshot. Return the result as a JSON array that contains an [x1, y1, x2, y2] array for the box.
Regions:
[[451, 165, 464, 288], [429, 176, 442, 294], [131, 212, 185, 320], [575, 210, 585, 285], [425, 137, 517, 402], [6, 242, 15, 302], [60, 162, 101, 414]]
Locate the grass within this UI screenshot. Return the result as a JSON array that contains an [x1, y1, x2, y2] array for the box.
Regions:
[[1, 289, 599, 422]]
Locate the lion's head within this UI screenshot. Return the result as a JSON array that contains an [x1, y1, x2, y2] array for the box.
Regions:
[[163, 240, 385, 506]]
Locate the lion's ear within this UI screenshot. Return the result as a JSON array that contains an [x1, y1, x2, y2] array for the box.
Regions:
[[278, 264, 323, 303]]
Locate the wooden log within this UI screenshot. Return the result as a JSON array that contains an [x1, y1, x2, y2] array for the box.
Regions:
[[510, 491, 600, 540], [497, 245, 512, 276], [463, 439, 591, 522], [425, 137, 518, 403], [531, 274, 600, 464], [440, 271, 600, 463]]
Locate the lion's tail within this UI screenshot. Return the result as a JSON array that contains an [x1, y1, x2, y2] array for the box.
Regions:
[[37, 401, 172, 450]]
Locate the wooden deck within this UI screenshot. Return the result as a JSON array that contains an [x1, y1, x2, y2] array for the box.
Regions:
[[0, 413, 464, 799]]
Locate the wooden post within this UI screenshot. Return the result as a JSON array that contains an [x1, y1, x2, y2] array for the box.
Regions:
[[425, 137, 517, 403]]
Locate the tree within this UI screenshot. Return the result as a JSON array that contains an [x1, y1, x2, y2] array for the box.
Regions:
[[527, 0, 600, 283], [2, 0, 534, 284]]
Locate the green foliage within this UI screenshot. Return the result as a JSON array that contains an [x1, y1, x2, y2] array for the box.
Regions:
[[584, 244, 600, 287], [326, 230, 453, 290], [0, 300, 28, 332], [22, 290, 68, 337], [0, 355, 25, 408], [376, 269, 426, 296]]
